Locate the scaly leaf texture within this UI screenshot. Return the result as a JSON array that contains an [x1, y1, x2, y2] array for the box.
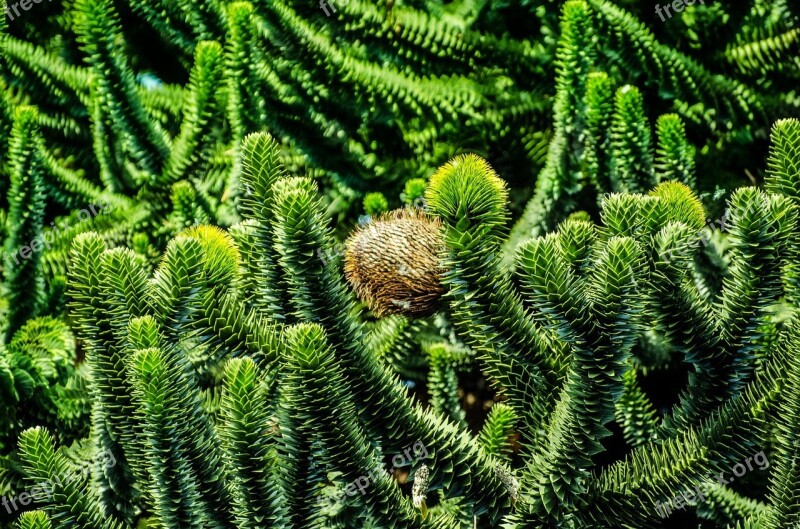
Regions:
[[3, 106, 46, 342], [763, 319, 800, 528], [159, 41, 226, 187], [477, 403, 518, 463], [610, 85, 655, 193], [283, 323, 423, 527], [235, 132, 290, 320], [67, 234, 140, 522], [128, 347, 211, 529], [426, 154, 568, 447], [218, 357, 286, 528], [765, 118, 800, 304], [427, 344, 466, 426], [655, 113, 697, 189], [507, 0, 595, 246], [268, 171, 512, 520], [17, 427, 123, 529], [74, 0, 169, 185], [16, 511, 52, 529]]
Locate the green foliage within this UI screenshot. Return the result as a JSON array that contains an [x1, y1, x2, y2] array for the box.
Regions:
[[424, 124, 799, 526], [17, 427, 122, 529], [3, 0, 795, 246], [218, 357, 283, 529], [610, 85, 655, 193], [426, 343, 467, 426], [656, 113, 697, 189], [3, 106, 46, 341], [3, 134, 513, 529], [1, 1, 800, 528], [1, 115, 798, 527], [403, 178, 428, 205], [129, 345, 233, 529], [16, 512, 51, 529], [477, 403, 517, 462], [362, 192, 389, 216], [0, 317, 86, 509], [74, 0, 170, 184], [0, 317, 77, 442]]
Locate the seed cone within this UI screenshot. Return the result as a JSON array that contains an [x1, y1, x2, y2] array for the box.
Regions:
[[344, 208, 445, 317]]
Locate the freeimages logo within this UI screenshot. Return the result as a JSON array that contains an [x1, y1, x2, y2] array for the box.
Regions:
[[4, 0, 53, 22]]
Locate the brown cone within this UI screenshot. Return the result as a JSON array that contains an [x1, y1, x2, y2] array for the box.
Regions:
[[344, 208, 445, 317]]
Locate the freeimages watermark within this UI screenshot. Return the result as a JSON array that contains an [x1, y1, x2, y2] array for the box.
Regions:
[[657, 209, 730, 265], [318, 0, 348, 17], [655, 0, 706, 22], [4, 0, 54, 22], [1, 198, 112, 273], [316, 441, 428, 509], [1, 448, 116, 515], [655, 450, 769, 519]]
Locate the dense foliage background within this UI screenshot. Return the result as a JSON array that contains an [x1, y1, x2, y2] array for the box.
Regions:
[[0, 0, 799, 528]]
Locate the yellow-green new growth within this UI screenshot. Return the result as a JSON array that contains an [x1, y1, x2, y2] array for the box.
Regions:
[[426, 154, 509, 230], [177, 224, 241, 288]]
